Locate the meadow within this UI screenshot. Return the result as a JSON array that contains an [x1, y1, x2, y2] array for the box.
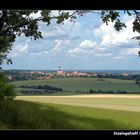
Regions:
[[1, 95, 140, 129], [16, 94, 140, 112], [11, 77, 140, 93], [2, 78, 140, 129]]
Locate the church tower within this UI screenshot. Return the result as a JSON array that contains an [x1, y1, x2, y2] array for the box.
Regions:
[[57, 66, 64, 76], [58, 66, 61, 71]]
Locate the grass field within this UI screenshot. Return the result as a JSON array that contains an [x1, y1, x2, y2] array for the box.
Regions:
[[11, 77, 140, 93], [3, 78, 140, 129], [16, 94, 140, 112], [0, 94, 135, 129], [1, 95, 140, 129]]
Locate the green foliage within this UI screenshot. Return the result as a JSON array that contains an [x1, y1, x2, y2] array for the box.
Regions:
[[19, 84, 63, 95], [89, 89, 128, 94], [101, 10, 127, 31], [0, 81, 16, 102], [133, 13, 140, 34], [0, 74, 16, 103], [135, 79, 140, 84], [132, 14, 140, 46]]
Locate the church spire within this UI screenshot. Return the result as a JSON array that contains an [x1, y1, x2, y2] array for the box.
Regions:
[[58, 66, 61, 71]]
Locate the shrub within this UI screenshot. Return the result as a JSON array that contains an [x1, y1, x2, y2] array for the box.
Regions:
[[89, 89, 96, 93], [0, 74, 16, 103]]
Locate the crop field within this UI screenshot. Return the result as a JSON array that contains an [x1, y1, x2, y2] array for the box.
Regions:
[[3, 78, 140, 129], [11, 77, 140, 93], [12, 94, 140, 129], [16, 94, 140, 112]]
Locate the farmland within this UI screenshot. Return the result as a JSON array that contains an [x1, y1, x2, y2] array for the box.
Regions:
[[1, 95, 140, 129], [11, 77, 140, 94], [1, 77, 140, 129], [16, 94, 140, 112]]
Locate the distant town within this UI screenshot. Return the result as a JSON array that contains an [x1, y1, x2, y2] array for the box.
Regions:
[[1, 66, 140, 82]]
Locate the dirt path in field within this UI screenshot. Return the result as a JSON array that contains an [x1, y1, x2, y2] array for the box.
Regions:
[[67, 94, 140, 98], [17, 94, 140, 98]]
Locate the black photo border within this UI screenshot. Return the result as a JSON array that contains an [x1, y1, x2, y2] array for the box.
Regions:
[[0, 0, 140, 139]]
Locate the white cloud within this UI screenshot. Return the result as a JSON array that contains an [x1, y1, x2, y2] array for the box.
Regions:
[[121, 47, 140, 56], [95, 52, 113, 57], [43, 29, 65, 38], [94, 46, 106, 52], [50, 39, 70, 55], [80, 40, 96, 49], [91, 14, 140, 60], [94, 15, 139, 47], [113, 56, 125, 60], [50, 10, 75, 17], [50, 40, 63, 54], [17, 44, 28, 54], [29, 11, 41, 19], [67, 39, 110, 57], [68, 48, 83, 54], [41, 19, 81, 41], [112, 47, 140, 60], [53, 39, 70, 49], [30, 51, 48, 56], [55, 40, 62, 47], [10, 44, 29, 57], [50, 10, 59, 17], [53, 20, 81, 38]]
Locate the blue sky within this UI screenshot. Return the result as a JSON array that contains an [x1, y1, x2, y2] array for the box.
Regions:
[[3, 10, 140, 70]]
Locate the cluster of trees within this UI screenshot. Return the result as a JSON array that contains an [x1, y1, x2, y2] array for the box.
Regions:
[[0, 74, 16, 103], [135, 75, 140, 87], [20, 84, 63, 94], [97, 74, 136, 80], [20, 90, 54, 95], [76, 89, 136, 94], [89, 89, 132, 94], [54, 74, 140, 81]]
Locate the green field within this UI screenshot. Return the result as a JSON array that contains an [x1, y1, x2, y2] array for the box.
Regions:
[[16, 95, 140, 112], [1, 95, 140, 129], [11, 77, 140, 93], [2, 78, 140, 129]]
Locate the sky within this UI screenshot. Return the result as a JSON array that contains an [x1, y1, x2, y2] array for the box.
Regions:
[[3, 10, 140, 70]]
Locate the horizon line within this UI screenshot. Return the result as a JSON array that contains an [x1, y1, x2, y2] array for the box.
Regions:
[[2, 69, 140, 71]]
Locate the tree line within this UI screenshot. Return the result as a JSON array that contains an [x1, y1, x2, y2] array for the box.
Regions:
[[75, 89, 139, 94], [88, 89, 130, 94], [19, 84, 63, 94]]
